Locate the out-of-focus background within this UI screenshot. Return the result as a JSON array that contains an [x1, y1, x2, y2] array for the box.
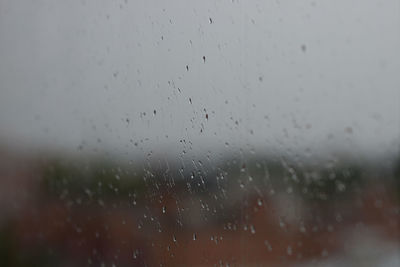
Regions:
[[0, 0, 399, 266]]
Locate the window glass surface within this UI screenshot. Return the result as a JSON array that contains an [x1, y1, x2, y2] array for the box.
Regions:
[[0, 1, 399, 266]]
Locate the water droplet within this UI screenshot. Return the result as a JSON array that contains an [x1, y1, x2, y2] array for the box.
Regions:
[[336, 182, 346, 192], [321, 249, 329, 257], [335, 213, 343, 223], [133, 249, 139, 259], [345, 126, 353, 134], [264, 240, 272, 251], [287, 246, 292, 255], [193, 233, 197, 240], [250, 225, 256, 234], [240, 163, 246, 172]]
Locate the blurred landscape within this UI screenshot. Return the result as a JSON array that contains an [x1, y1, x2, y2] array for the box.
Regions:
[[0, 144, 398, 266]]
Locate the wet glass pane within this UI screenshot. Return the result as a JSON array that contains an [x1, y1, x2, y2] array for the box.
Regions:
[[0, 0, 399, 266]]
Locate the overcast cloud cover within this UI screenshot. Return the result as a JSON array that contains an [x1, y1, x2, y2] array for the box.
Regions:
[[0, 0, 399, 159]]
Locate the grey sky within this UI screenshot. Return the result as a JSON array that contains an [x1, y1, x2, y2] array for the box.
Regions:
[[0, 0, 399, 159]]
